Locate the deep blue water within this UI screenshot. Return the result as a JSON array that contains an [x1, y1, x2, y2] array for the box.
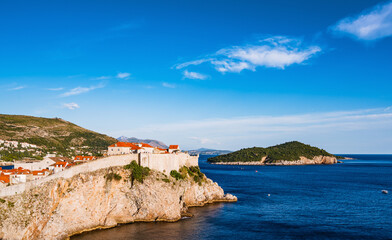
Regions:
[[73, 154, 392, 240]]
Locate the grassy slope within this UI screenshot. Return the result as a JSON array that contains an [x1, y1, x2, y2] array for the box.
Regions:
[[208, 141, 336, 163], [0, 114, 117, 150]]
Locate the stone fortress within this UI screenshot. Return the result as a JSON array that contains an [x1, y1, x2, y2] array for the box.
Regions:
[[0, 142, 199, 197]]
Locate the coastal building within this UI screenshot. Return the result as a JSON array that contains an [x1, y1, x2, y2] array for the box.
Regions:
[[108, 142, 182, 156], [107, 142, 142, 155], [13, 155, 72, 171], [50, 161, 74, 173], [31, 169, 50, 181], [168, 145, 180, 153], [74, 156, 97, 163], [0, 167, 51, 184]]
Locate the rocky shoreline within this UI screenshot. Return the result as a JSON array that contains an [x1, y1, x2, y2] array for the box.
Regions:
[[0, 166, 236, 240], [210, 155, 337, 166]]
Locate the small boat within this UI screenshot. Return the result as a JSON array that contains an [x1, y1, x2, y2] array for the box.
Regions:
[[382, 190, 388, 194]]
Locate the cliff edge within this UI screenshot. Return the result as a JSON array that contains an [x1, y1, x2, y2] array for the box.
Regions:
[[0, 166, 236, 240]]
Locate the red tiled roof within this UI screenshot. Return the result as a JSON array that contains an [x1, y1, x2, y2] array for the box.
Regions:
[[140, 143, 153, 148], [169, 145, 179, 149], [109, 142, 134, 148], [32, 169, 48, 175], [0, 173, 10, 184], [109, 142, 142, 150]]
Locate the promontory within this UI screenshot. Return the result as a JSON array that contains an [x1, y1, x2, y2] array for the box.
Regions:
[[207, 141, 338, 165]]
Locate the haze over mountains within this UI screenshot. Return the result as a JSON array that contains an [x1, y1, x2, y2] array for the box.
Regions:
[[117, 136, 168, 149]]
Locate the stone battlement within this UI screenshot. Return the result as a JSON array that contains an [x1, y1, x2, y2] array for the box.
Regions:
[[0, 153, 198, 197]]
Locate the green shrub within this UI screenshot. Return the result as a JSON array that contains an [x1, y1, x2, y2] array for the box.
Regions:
[[162, 178, 170, 183], [124, 161, 150, 183], [170, 170, 185, 180], [0, 198, 5, 204], [189, 166, 204, 178], [7, 201, 14, 208], [105, 172, 122, 181]]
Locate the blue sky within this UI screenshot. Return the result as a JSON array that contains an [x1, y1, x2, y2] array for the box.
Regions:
[[1, 0, 392, 153]]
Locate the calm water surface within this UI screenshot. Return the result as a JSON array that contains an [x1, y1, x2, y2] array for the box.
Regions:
[[73, 154, 392, 240]]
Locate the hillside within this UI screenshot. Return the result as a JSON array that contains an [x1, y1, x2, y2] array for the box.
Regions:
[[208, 141, 337, 164], [0, 114, 117, 153], [117, 136, 168, 148]]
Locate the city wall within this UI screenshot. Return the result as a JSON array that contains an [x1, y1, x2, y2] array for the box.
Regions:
[[0, 153, 198, 197]]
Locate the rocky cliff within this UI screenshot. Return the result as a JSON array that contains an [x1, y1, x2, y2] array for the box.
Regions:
[[0, 167, 236, 240], [211, 155, 337, 165]]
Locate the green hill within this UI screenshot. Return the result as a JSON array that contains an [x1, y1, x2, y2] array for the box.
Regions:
[[208, 141, 337, 163], [0, 114, 117, 154]]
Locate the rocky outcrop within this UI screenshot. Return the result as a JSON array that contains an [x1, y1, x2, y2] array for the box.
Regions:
[[0, 167, 236, 240], [211, 155, 337, 165]]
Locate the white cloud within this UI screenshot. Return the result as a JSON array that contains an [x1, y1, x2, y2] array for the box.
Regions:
[[47, 87, 64, 91], [174, 58, 213, 70], [333, 1, 392, 41], [162, 82, 176, 88], [116, 72, 131, 79], [60, 84, 104, 97], [63, 102, 80, 110], [8, 86, 26, 91], [183, 70, 208, 80], [175, 36, 321, 73]]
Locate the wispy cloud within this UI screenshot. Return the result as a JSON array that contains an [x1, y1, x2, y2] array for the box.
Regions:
[[332, 1, 392, 41], [174, 59, 213, 70], [60, 83, 105, 97], [175, 36, 321, 73], [162, 82, 176, 88], [63, 102, 80, 110], [183, 70, 208, 80], [8, 86, 26, 91], [47, 87, 64, 91], [129, 107, 392, 146], [116, 72, 131, 79]]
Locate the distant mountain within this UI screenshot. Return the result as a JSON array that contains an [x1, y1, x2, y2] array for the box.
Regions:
[[188, 148, 232, 155], [117, 136, 168, 149], [0, 114, 117, 151], [208, 141, 337, 164]]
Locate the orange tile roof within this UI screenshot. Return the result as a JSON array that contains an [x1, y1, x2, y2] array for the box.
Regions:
[[109, 142, 134, 148], [169, 145, 179, 149], [140, 143, 153, 148], [0, 173, 10, 184], [32, 169, 48, 175], [109, 142, 142, 150]]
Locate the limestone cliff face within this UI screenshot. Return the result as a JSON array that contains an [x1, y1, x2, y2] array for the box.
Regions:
[[0, 167, 236, 240], [211, 155, 337, 165]]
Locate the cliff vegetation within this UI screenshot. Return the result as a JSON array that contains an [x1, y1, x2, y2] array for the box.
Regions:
[[208, 141, 337, 163]]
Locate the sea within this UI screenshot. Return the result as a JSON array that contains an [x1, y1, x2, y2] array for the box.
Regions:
[[72, 154, 392, 240]]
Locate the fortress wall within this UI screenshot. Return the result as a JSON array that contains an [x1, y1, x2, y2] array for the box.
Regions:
[[0, 155, 138, 198], [0, 153, 198, 198], [139, 153, 199, 174]]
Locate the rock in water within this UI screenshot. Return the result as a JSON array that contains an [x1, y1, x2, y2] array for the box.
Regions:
[[382, 190, 388, 194]]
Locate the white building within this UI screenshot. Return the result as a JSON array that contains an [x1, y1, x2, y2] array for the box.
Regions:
[[168, 145, 180, 153]]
